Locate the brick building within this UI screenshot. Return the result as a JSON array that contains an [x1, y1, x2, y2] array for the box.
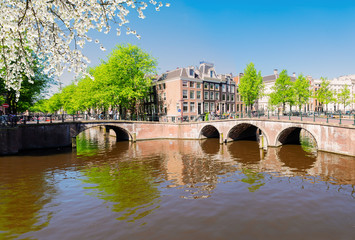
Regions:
[[152, 62, 237, 122]]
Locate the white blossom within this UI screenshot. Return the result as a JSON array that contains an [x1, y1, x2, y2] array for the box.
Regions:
[[0, 0, 170, 98]]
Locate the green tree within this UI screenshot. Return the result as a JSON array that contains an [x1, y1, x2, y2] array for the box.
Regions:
[[35, 44, 157, 117], [315, 77, 333, 112], [97, 44, 157, 117], [238, 62, 264, 112], [293, 74, 311, 111], [336, 85, 351, 112], [0, 59, 54, 114], [269, 69, 295, 112], [58, 84, 77, 115]]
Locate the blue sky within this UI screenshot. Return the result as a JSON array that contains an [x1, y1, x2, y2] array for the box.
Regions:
[[59, 0, 355, 88]]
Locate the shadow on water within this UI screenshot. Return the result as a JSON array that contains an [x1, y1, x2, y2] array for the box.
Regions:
[[227, 141, 261, 165], [277, 145, 317, 173], [199, 138, 220, 155]]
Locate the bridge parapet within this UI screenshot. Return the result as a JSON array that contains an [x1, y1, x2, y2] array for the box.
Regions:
[[0, 119, 355, 156]]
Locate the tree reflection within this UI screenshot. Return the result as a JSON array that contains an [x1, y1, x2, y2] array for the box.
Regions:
[[76, 127, 117, 158], [240, 169, 265, 192], [81, 161, 160, 222]]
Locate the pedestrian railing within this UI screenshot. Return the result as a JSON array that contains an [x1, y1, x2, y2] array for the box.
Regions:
[[1, 111, 355, 128]]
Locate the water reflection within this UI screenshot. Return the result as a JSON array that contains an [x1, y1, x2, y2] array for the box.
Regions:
[[277, 145, 317, 173], [81, 161, 161, 223], [0, 128, 354, 239], [227, 141, 261, 165], [76, 127, 117, 157], [0, 155, 62, 239], [200, 138, 220, 155]]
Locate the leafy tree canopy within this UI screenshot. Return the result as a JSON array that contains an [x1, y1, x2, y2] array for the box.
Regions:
[[269, 69, 295, 112], [315, 77, 333, 112], [293, 74, 311, 111], [238, 62, 264, 111]]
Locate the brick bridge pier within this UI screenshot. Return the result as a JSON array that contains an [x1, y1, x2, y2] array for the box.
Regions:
[[1, 119, 354, 156]]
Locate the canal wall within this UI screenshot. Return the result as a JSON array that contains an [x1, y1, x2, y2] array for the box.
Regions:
[[0, 124, 75, 155]]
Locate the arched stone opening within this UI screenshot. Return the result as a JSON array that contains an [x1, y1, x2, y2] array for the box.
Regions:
[[200, 125, 220, 139], [106, 126, 131, 142], [77, 125, 131, 142], [277, 127, 318, 149], [228, 123, 260, 141]]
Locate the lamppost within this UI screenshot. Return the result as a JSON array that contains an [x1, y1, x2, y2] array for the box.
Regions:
[[180, 99, 184, 122]]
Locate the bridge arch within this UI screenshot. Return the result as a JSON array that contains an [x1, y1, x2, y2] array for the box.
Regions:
[[199, 124, 220, 139], [276, 126, 318, 149], [227, 123, 269, 146], [76, 124, 132, 142]]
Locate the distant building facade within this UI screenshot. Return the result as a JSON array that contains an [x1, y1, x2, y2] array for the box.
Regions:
[[153, 62, 236, 122], [313, 74, 355, 112]]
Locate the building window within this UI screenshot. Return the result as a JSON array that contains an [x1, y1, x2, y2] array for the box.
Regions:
[[210, 92, 214, 100], [231, 104, 235, 112], [190, 81, 194, 88], [197, 91, 201, 99], [190, 102, 195, 112], [183, 81, 188, 87], [183, 90, 188, 99], [227, 85, 230, 92], [222, 84, 226, 92], [215, 84, 219, 90], [215, 92, 219, 100], [204, 102, 209, 112], [231, 94, 234, 101], [210, 102, 215, 112], [204, 83, 209, 89], [190, 69, 194, 76], [231, 86, 235, 93], [163, 83, 166, 89], [159, 84, 162, 90], [237, 104, 240, 112], [210, 71, 213, 78], [183, 102, 188, 112], [163, 92, 166, 100], [204, 91, 209, 100], [197, 83, 201, 88], [210, 83, 214, 90], [190, 90, 195, 99], [227, 94, 230, 101], [222, 94, 226, 101]]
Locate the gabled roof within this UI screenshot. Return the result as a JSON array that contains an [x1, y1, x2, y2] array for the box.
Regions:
[[156, 68, 182, 81], [263, 74, 296, 82]]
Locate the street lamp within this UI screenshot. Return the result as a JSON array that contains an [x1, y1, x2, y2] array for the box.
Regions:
[[180, 99, 184, 122]]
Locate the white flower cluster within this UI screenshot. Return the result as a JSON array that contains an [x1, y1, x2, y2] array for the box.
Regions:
[[0, 0, 170, 98]]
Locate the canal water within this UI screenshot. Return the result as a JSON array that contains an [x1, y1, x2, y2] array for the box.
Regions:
[[0, 127, 354, 240]]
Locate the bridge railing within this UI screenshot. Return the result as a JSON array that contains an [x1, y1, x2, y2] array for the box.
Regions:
[[1, 111, 355, 128], [0, 113, 160, 127], [190, 110, 355, 126]]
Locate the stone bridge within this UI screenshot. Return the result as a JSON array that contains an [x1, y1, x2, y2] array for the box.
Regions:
[[1, 119, 355, 156]]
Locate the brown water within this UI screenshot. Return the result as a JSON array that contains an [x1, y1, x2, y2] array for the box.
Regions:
[[0, 127, 354, 240]]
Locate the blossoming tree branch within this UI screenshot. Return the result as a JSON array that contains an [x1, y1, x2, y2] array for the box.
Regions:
[[0, 0, 169, 98]]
